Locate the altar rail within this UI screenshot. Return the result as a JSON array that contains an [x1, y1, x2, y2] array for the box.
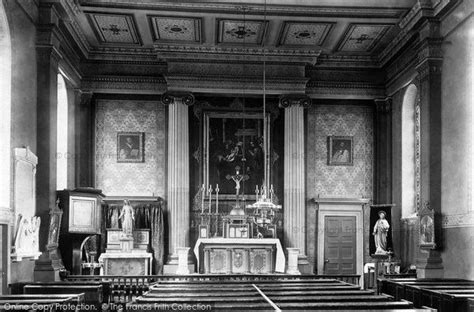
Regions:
[[65, 274, 360, 303]]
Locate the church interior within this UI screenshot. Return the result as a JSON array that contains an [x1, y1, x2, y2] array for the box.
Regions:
[[0, 0, 473, 310]]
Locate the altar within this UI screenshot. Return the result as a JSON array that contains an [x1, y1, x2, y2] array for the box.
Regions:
[[194, 238, 285, 274]]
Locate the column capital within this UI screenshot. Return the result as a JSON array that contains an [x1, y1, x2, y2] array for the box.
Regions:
[[36, 45, 62, 67], [416, 57, 442, 82], [161, 92, 195, 106], [374, 97, 392, 114], [279, 94, 311, 109], [74, 90, 93, 106]]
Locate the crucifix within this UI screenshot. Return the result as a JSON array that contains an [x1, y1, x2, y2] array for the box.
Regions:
[[226, 166, 249, 198]]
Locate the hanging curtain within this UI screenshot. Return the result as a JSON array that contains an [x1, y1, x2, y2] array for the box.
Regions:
[[101, 199, 164, 274]]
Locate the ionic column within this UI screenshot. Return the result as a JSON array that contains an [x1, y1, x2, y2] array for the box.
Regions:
[[163, 92, 194, 271], [280, 95, 311, 272]]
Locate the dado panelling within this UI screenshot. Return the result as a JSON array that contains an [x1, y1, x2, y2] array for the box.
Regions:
[[95, 100, 166, 196]]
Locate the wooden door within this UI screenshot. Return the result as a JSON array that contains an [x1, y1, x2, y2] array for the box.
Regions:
[[324, 216, 356, 275]]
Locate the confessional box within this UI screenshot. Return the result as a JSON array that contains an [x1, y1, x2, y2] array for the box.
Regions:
[[57, 189, 104, 274]]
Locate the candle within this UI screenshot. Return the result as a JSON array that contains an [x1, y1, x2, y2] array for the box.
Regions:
[[208, 185, 212, 214], [255, 185, 259, 198], [215, 184, 219, 214]]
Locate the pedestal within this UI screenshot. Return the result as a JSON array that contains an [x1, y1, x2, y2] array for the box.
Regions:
[[120, 236, 134, 253], [372, 253, 389, 293], [175, 247, 190, 275], [286, 248, 301, 275], [416, 249, 444, 278]]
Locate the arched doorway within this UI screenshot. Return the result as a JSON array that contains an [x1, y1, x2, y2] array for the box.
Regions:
[[0, 0, 12, 294]]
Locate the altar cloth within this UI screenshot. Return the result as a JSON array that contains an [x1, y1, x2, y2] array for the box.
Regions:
[[194, 238, 286, 273]]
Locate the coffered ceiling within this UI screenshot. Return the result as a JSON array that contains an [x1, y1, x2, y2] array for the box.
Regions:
[[70, 0, 417, 64]]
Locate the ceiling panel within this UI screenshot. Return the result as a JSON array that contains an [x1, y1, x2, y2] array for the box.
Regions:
[[217, 19, 268, 45], [336, 23, 393, 53], [86, 12, 141, 45], [149, 16, 201, 43], [279, 22, 333, 47]]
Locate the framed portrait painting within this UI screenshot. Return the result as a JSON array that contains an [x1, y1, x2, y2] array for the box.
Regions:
[[328, 136, 353, 166], [117, 132, 145, 163]]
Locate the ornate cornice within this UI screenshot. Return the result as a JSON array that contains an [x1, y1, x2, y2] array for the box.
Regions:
[[165, 75, 309, 94], [316, 54, 379, 68], [279, 94, 311, 108], [79, 1, 407, 19], [306, 81, 385, 98], [81, 76, 167, 93], [155, 45, 320, 65]]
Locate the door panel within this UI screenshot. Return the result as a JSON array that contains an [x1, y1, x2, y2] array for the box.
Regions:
[[324, 216, 356, 275]]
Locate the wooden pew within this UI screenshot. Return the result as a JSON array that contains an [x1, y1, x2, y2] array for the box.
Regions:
[[379, 278, 474, 312], [0, 294, 84, 312], [22, 285, 103, 310], [11, 281, 110, 305]]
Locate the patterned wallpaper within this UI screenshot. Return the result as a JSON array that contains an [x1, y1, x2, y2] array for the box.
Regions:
[[306, 104, 374, 199], [95, 100, 166, 197], [305, 104, 374, 268]]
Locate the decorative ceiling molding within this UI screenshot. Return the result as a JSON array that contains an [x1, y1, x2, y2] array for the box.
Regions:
[[306, 80, 385, 99], [317, 54, 379, 68], [336, 23, 393, 53], [86, 12, 141, 45], [79, 1, 408, 19], [81, 75, 167, 93], [149, 15, 201, 43], [165, 75, 309, 94], [278, 22, 334, 47], [217, 19, 268, 46], [154, 45, 320, 64]]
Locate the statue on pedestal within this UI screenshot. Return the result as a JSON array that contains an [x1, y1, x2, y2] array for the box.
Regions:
[[373, 210, 390, 254], [119, 199, 134, 237]]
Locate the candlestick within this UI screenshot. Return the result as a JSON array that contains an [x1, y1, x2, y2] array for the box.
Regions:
[[201, 184, 205, 214], [215, 184, 219, 214], [270, 184, 274, 203], [208, 185, 212, 214]]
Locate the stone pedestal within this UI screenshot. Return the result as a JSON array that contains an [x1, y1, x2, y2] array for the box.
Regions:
[[372, 253, 389, 293], [175, 247, 191, 275], [416, 249, 444, 278], [162, 93, 195, 273], [286, 248, 301, 275], [280, 96, 312, 273]]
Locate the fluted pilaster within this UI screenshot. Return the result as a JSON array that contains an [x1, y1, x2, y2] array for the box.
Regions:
[[281, 95, 309, 261], [164, 92, 194, 263]]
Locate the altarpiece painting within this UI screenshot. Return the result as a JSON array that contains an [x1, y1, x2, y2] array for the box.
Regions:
[[203, 111, 270, 197]]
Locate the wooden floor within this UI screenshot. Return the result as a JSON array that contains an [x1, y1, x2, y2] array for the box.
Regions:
[[134, 277, 430, 311]]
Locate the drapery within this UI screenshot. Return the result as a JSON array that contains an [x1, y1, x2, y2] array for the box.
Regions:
[[101, 199, 164, 274]]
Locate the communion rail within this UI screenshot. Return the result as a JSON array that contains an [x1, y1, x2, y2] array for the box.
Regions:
[[65, 274, 360, 303]]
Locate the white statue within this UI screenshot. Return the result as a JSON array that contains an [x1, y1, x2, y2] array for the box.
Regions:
[[373, 210, 390, 254], [119, 199, 134, 237]]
